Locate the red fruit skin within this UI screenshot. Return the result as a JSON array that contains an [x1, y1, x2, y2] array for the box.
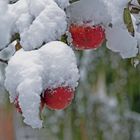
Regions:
[[69, 24, 105, 50], [14, 96, 22, 114], [43, 87, 74, 110]]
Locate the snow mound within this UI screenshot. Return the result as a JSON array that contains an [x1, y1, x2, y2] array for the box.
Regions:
[[0, 0, 67, 51], [67, 0, 111, 25], [20, 1, 67, 50], [106, 26, 138, 59], [5, 41, 79, 128], [0, 1, 12, 50], [54, 0, 69, 9], [104, 0, 128, 26]]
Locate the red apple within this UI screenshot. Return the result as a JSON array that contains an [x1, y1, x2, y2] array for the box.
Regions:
[[43, 87, 74, 110], [69, 24, 105, 50]]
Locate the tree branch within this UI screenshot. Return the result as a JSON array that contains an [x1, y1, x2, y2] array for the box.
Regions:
[[0, 58, 8, 64]]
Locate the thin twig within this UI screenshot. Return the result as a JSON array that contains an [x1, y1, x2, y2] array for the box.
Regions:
[[0, 58, 8, 64], [0, 33, 20, 52], [0, 42, 12, 52]]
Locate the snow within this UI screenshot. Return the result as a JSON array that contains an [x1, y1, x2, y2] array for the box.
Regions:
[[15, 13, 33, 33], [20, 1, 67, 50], [0, 0, 12, 50], [0, 41, 16, 60], [0, 62, 7, 106], [133, 58, 140, 67], [131, 0, 140, 6], [104, 0, 128, 27], [0, 0, 67, 51], [39, 41, 79, 89], [5, 41, 79, 128], [106, 26, 138, 58], [67, 0, 128, 26], [54, 0, 69, 9], [67, 0, 111, 26]]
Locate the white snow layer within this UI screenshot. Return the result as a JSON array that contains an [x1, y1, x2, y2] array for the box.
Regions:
[[67, 0, 111, 25], [0, 41, 16, 60], [20, 1, 67, 50], [5, 41, 79, 128], [67, 0, 128, 26], [54, 0, 69, 9], [0, 0, 12, 50], [0, 0, 67, 50], [106, 27, 138, 59]]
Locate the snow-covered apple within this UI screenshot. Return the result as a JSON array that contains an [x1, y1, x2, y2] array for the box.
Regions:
[[43, 87, 74, 110], [69, 24, 105, 50], [5, 41, 79, 128]]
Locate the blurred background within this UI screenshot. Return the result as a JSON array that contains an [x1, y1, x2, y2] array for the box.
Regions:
[[0, 43, 140, 140]]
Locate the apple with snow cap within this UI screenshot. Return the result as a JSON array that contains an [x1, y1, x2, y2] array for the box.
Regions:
[[69, 23, 105, 50], [5, 41, 79, 128], [43, 86, 74, 110]]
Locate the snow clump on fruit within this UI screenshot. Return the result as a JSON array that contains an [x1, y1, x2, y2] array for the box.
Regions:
[[5, 41, 79, 128]]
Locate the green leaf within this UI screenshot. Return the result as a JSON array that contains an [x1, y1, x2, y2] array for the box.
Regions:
[[123, 8, 135, 36], [61, 34, 68, 44]]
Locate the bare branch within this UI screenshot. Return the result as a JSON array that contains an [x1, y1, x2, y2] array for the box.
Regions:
[[0, 58, 8, 64]]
